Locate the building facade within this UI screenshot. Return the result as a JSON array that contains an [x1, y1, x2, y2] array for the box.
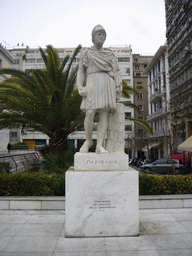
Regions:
[[132, 54, 153, 159], [0, 44, 16, 152], [8, 45, 134, 152], [165, 0, 192, 151], [143, 45, 171, 160]]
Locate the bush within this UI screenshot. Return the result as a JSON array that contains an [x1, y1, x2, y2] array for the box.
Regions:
[[0, 162, 10, 174], [38, 145, 50, 157], [1, 172, 192, 197], [0, 172, 65, 196], [139, 174, 192, 195], [41, 151, 74, 174], [13, 141, 29, 150]]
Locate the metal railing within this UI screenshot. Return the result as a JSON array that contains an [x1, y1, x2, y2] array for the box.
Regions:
[[0, 151, 41, 173]]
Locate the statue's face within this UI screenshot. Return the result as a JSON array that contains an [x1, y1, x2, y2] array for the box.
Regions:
[[93, 31, 106, 46]]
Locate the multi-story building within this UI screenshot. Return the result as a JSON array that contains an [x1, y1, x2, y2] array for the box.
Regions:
[[8, 45, 134, 152], [132, 54, 153, 159], [0, 45, 17, 151], [143, 45, 171, 160], [165, 0, 192, 151], [0, 44, 16, 152]]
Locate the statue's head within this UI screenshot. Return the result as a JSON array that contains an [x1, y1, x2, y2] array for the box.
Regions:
[[92, 25, 106, 44]]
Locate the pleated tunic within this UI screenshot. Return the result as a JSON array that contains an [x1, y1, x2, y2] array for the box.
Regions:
[[80, 47, 121, 112]]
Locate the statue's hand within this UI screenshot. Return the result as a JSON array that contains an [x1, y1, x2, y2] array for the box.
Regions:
[[79, 87, 87, 97]]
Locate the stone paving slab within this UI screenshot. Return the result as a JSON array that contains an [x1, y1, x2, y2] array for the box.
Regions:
[[0, 208, 192, 255]]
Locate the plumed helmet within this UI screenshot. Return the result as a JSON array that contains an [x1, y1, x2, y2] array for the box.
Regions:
[[92, 25, 106, 43]]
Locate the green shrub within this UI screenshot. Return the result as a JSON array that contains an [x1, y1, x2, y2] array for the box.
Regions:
[[0, 172, 65, 196], [1, 172, 192, 197], [38, 145, 50, 157], [0, 162, 10, 174], [42, 151, 74, 174], [139, 174, 192, 195], [13, 141, 29, 150]]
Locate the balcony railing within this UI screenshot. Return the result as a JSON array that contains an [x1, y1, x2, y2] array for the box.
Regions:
[[150, 87, 166, 100], [147, 107, 167, 120], [150, 130, 170, 137]]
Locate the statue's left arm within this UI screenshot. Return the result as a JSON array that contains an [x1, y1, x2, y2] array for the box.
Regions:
[[112, 54, 122, 100]]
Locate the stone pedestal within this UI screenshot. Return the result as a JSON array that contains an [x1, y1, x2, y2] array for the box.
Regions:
[[65, 154, 139, 237], [74, 152, 129, 171]]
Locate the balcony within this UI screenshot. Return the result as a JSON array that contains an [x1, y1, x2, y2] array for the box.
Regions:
[[150, 90, 161, 100], [150, 87, 166, 100], [149, 130, 170, 137], [147, 107, 167, 120]]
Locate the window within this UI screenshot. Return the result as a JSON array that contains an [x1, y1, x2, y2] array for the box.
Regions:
[[125, 112, 131, 118], [125, 125, 132, 131], [155, 159, 167, 164], [135, 65, 140, 70], [124, 79, 130, 84], [9, 132, 17, 137], [118, 57, 130, 62], [137, 82, 143, 89], [138, 105, 143, 111], [25, 58, 36, 63], [134, 59, 138, 63], [121, 50, 129, 53], [163, 74, 166, 86], [120, 67, 130, 75], [15, 59, 20, 64], [0, 59, 2, 68], [136, 73, 141, 77], [137, 93, 143, 99], [37, 58, 43, 63], [137, 129, 143, 135]]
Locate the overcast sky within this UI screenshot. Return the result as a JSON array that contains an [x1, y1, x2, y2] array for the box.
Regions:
[[1, 0, 166, 55]]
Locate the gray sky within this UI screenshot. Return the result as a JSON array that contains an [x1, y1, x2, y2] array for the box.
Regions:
[[1, 0, 166, 55]]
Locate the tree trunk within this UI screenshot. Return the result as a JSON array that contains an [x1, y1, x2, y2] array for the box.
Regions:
[[49, 136, 68, 154]]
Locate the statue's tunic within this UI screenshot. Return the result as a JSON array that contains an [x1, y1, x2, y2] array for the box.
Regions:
[[80, 47, 122, 111]]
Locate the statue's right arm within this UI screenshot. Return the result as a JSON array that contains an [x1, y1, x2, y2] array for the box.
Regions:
[[77, 50, 87, 97]]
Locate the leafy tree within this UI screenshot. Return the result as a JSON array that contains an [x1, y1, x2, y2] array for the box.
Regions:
[[0, 45, 84, 153]]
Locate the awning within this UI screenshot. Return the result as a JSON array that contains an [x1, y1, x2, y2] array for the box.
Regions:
[[149, 141, 163, 149], [178, 135, 192, 151], [149, 142, 160, 149]]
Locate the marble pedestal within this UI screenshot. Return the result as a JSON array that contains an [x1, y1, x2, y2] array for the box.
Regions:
[[65, 154, 139, 237]]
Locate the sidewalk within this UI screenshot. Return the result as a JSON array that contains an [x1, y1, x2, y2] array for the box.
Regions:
[[0, 208, 192, 255]]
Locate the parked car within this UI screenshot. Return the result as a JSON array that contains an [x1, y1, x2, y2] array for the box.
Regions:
[[140, 158, 184, 174], [163, 154, 188, 167]]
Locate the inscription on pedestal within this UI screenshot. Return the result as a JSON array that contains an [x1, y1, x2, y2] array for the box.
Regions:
[[87, 160, 117, 165], [74, 152, 129, 171], [88, 200, 116, 211]]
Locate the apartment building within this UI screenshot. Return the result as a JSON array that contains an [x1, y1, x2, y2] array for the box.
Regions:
[[143, 45, 171, 160], [0, 44, 15, 151], [165, 0, 192, 151], [8, 45, 133, 152], [132, 54, 153, 159]]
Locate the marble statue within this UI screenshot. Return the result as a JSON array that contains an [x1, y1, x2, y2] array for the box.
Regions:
[[77, 25, 122, 154]]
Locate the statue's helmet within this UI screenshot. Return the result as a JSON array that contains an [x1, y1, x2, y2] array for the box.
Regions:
[[92, 25, 106, 43]]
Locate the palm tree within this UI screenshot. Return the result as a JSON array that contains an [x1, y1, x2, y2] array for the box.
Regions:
[[0, 45, 84, 153]]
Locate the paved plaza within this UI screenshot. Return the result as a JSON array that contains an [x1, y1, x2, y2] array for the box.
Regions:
[[0, 208, 192, 255]]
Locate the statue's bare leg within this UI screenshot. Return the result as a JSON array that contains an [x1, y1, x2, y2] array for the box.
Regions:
[[96, 111, 109, 154], [80, 110, 95, 153]]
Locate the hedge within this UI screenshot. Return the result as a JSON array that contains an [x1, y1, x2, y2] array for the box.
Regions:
[[0, 172, 65, 196], [139, 174, 192, 195], [0, 173, 192, 196]]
